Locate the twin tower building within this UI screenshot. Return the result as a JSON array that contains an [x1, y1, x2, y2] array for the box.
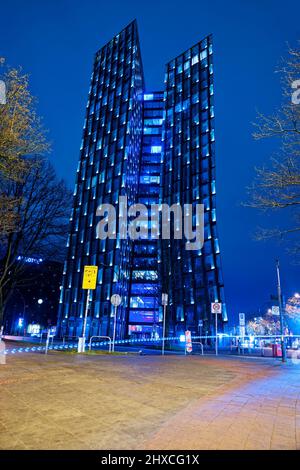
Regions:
[[57, 20, 227, 340]]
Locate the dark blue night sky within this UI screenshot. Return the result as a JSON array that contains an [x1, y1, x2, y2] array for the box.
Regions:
[[1, 0, 299, 324]]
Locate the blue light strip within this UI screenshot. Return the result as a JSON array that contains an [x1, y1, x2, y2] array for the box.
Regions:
[[4, 336, 180, 355], [5, 334, 299, 355]]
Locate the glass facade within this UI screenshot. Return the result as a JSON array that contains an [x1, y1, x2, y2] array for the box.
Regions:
[[57, 22, 227, 340], [127, 92, 164, 338], [161, 36, 227, 338], [57, 20, 144, 339]]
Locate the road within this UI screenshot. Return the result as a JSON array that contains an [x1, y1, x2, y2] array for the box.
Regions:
[[0, 352, 300, 450]]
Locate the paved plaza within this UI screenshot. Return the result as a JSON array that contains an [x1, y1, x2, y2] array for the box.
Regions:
[[0, 350, 300, 450]]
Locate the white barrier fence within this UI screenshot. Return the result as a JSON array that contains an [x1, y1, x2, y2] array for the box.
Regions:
[[3, 333, 300, 360], [89, 336, 112, 352], [191, 334, 300, 358]]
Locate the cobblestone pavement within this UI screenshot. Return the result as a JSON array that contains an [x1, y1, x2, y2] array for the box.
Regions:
[[0, 351, 299, 450]]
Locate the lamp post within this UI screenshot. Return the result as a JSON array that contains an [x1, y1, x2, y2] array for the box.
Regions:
[[0, 57, 6, 106], [111, 294, 122, 352], [276, 260, 286, 363], [161, 293, 168, 356]]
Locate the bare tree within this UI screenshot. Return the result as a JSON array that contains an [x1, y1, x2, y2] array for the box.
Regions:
[[285, 293, 300, 320], [246, 316, 281, 336], [0, 67, 49, 235], [247, 43, 300, 254], [0, 157, 72, 327]]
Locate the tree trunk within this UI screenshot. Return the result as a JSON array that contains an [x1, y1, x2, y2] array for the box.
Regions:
[[0, 288, 5, 329]]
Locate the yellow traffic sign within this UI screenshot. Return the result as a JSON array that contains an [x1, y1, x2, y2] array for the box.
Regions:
[[82, 265, 98, 290]]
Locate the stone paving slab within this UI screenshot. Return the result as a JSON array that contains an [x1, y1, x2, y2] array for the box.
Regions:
[[0, 352, 299, 450]]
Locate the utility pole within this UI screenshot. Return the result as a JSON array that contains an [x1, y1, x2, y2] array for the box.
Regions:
[[276, 260, 286, 363]]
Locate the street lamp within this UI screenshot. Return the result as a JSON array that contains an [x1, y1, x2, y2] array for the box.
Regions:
[[276, 260, 286, 363], [161, 293, 168, 356], [0, 58, 6, 106]]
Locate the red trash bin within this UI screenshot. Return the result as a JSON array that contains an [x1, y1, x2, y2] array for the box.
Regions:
[[276, 344, 282, 357], [272, 344, 282, 357]]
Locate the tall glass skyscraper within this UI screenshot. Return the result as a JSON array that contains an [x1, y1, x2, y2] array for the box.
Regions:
[[57, 20, 227, 340], [127, 92, 164, 338], [160, 36, 226, 337]]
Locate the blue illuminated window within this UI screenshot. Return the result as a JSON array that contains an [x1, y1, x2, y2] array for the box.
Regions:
[[200, 49, 207, 61], [151, 146, 162, 153], [144, 119, 163, 126], [144, 127, 161, 135]]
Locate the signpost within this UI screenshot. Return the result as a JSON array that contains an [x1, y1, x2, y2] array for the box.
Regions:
[[272, 306, 280, 316], [238, 313, 246, 352], [45, 329, 50, 355], [78, 266, 98, 353], [185, 330, 192, 354], [82, 265, 98, 290], [161, 293, 168, 356], [111, 294, 122, 352], [211, 302, 222, 356], [239, 313, 245, 326]]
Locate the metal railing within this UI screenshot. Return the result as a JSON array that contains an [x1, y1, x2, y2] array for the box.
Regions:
[[39, 332, 54, 346], [190, 341, 204, 355], [89, 336, 112, 353], [4, 333, 300, 359], [192, 334, 300, 358]]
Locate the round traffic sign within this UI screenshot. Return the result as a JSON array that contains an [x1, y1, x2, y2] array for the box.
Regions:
[[111, 294, 122, 307], [211, 302, 222, 314]]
